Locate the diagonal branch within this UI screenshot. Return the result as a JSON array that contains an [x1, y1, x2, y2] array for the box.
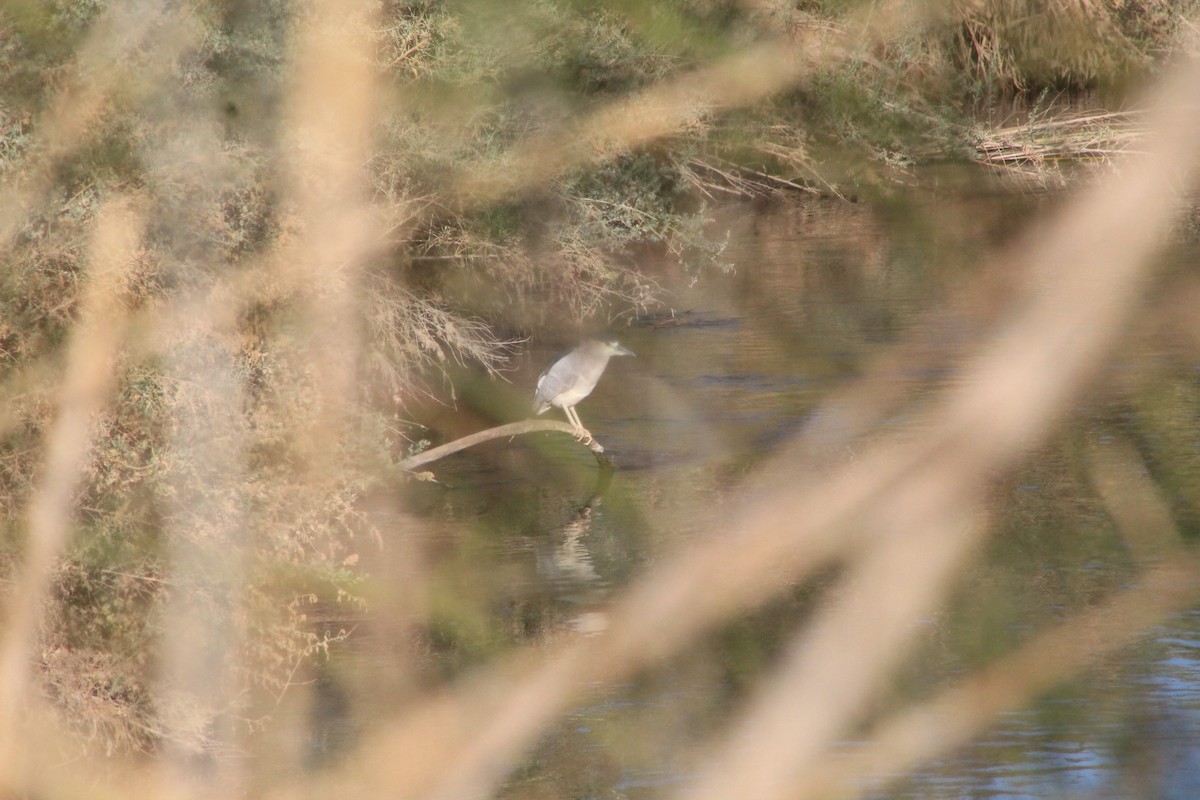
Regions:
[[398, 420, 612, 472]]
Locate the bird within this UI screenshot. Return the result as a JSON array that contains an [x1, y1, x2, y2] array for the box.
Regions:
[[532, 339, 635, 441]]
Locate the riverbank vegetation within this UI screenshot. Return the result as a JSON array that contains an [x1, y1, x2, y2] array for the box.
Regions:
[[1, 0, 1199, 795]]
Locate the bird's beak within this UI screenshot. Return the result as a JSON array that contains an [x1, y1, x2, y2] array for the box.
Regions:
[[615, 344, 635, 357]]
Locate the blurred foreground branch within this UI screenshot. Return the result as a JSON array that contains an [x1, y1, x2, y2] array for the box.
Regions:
[[0, 197, 142, 769], [795, 551, 1200, 799]]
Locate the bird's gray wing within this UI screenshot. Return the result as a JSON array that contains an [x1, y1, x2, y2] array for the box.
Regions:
[[532, 357, 581, 413]]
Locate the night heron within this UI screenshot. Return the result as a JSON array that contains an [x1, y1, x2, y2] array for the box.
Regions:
[[533, 339, 635, 439]]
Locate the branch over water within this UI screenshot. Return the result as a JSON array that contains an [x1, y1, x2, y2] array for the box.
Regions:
[[398, 420, 612, 472]]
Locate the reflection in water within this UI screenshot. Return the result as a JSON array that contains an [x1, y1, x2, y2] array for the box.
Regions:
[[535, 468, 614, 633], [536, 505, 601, 586]]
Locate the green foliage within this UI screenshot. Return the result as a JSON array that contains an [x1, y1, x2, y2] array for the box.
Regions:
[[0, 0, 103, 61], [562, 152, 685, 245], [948, 0, 1194, 95]]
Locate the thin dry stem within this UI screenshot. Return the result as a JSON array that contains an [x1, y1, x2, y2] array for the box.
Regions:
[[0, 196, 142, 771]]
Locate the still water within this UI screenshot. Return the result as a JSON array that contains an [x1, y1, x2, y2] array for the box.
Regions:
[[345, 186, 1200, 798]]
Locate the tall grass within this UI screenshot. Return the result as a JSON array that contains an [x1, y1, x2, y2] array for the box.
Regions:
[[0, 0, 1198, 798]]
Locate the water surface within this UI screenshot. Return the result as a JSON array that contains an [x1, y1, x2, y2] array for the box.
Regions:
[[336, 186, 1200, 799]]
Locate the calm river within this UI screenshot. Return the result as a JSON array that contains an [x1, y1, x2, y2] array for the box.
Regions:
[[325, 180, 1200, 799]]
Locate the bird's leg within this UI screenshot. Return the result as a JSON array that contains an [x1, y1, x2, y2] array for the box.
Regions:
[[564, 406, 592, 443]]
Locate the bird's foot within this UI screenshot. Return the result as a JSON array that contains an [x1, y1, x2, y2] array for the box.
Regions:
[[573, 427, 594, 445]]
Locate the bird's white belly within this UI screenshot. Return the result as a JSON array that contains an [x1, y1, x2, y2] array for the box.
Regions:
[[552, 384, 592, 407]]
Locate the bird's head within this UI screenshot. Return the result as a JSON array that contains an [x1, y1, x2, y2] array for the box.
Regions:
[[596, 338, 635, 358]]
